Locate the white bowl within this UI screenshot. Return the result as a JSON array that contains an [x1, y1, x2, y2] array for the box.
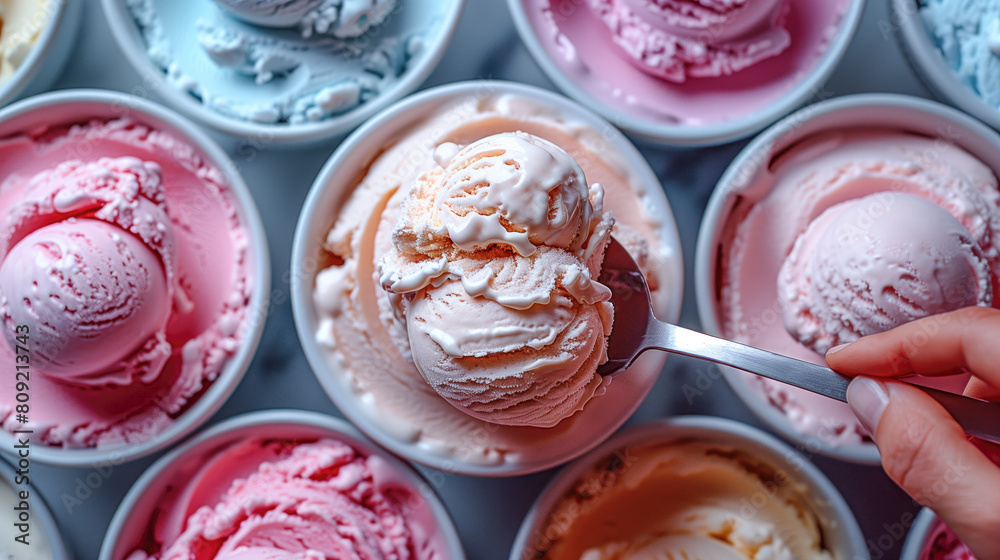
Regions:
[[99, 410, 465, 560], [694, 93, 1000, 465], [0, 90, 270, 467], [506, 0, 865, 146], [900, 508, 937, 560], [291, 80, 684, 476], [894, 0, 1000, 132], [510, 416, 869, 560], [0, 0, 82, 108], [0, 458, 71, 560], [101, 0, 465, 146]]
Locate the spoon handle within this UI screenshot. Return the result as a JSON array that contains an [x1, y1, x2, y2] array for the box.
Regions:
[[647, 317, 1000, 445]]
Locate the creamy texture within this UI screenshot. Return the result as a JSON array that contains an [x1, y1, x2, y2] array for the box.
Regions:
[[126, 438, 442, 560], [0, 0, 52, 84], [0, 477, 54, 559], [588, 0, 791, 82], [312, 92, 676, 465], [127, 0, 434, 125], [0, 118, 253, 449], [778, 192, 992, 354], [378, 132, 614, 428], [717, 129, 1000, 445], [524, 0, 849, 126], [920, 520, 976, 560], [213, 0, 396, 38], [530, 441, 832, 560], [922, 0, 1000, 112]]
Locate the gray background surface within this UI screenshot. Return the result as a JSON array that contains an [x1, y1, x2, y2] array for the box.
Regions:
[[17, 1, 938, 559]]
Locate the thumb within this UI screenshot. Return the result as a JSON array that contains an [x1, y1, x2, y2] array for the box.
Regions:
[[847, 377, 1000, 558]]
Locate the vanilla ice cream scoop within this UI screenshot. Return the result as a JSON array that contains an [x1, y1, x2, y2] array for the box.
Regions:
[[778, 192, 993, 354], [589, 0, 791, 82], [0, 157, 179, 387], [378, 132, 615, 428]]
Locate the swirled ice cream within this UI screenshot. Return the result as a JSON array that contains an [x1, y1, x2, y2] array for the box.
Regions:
[[588, 0, 791, 82], [528, 440, 833, 560], [311, 89, 679, 466], [378, 132, 615, 428], [715, 129, 1000, 445], [125, 437, 443, 560], [0, 116, 255, 449], [520, 0, 851, 127]]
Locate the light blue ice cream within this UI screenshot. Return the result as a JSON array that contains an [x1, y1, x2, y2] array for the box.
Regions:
[[127, 0, 434, 125], [921, 0, 1000, 110]]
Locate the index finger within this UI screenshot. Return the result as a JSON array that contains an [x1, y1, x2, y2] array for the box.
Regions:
[[825, 307, 1000, 388]]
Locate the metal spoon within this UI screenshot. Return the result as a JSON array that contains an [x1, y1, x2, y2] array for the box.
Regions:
[[596, 238, 1000, 445]]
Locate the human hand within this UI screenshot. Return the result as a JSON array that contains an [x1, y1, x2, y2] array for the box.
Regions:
[[825, 307, 1000, 559]]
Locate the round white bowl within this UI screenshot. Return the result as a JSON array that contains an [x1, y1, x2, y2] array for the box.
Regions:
[[900, 508, 937, 560], [0, 90, 270, 467], [694, 93, 1000, 465], [291, 80, 685, 477], [99, 410, 465, 560], [510, 416, 869, 560], [0, 0, 82, 108], [506, 0, 865, 146], [101, 0, 464, 146], [894, 0, 1000, 132], [0, 458, 71, 560]]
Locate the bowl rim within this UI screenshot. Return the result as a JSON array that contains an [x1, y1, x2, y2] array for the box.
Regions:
[[99, 0, 466, 145], [0, 0, 74, 107], [899, 508, 939, 560], [892, 0, 1000, 132], [504, 0, 866, 146], [290, 79, 685, 477], [98, 409, 466, 560], [0, 88, 271, 467], [508, 415, 869, 560], [0, 457, 72, 560], [694, 92, 1000, 465]]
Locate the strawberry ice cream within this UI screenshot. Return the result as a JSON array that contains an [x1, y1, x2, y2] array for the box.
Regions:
[[378, 132, 615, 428], [0, 116, 255, 449], [515, 0, 855, 133], [920, 520, 977, 560], [588, 0, 791, 82], [778, 192, 992, 354], [125, 437, 442, 560], [714, 129, 1000, 446]]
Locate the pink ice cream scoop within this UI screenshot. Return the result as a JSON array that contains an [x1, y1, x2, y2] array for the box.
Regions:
[[0, 115, 254, 451], [128, 438, 440, 560], [920, 520, 977, 560], [778, 192, 993, 354], [377, 132, 615, 428], [0, 157, 178, 387], [588, 0, 791, 82]]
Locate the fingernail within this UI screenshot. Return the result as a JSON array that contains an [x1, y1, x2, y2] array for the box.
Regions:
[[847, 377, 890, 436], [826, 343, 851, 357]]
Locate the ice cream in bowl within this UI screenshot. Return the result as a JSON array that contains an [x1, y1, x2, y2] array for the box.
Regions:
[[99, 409, 464, 560], [695, 93, 1000, 464], [102, 0, 464, 145], [510, 416, 867, 560], [0, 90, 270, 467], [292, 81, 684, 476], [506, 0, 865, 145]]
